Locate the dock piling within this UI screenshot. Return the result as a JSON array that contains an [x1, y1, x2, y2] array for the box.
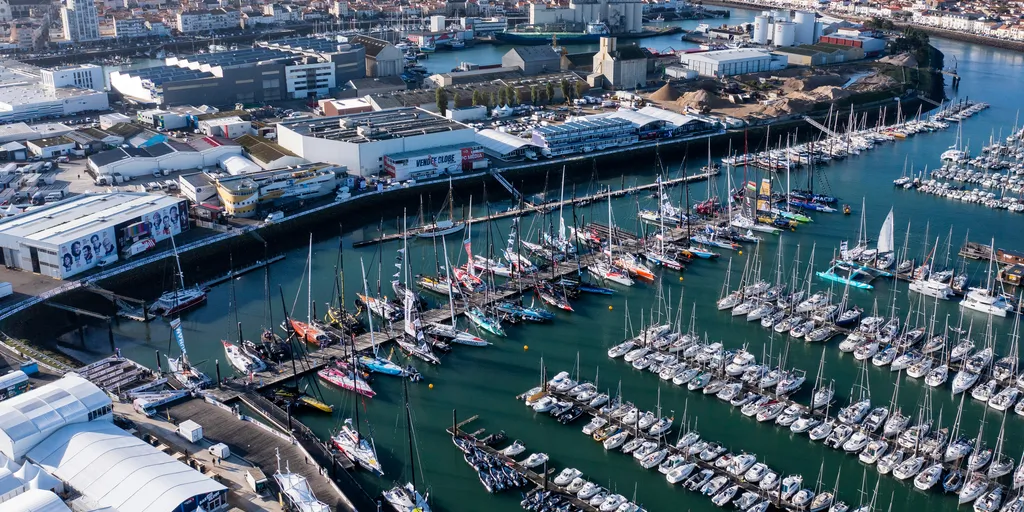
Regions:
[[215, 360, 221, 388], [155, 350, 161, 373], [107, 319, 115, 351]]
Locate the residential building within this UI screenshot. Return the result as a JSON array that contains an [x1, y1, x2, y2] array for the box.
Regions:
[[590, 37, 648, 90], [262, 3, 300, 22], [40, 64, 103, 91], [60, 0, 99, 41], [113, 17, 147, 38], [110, 36, 365, 106], [276, 107, 475, 176], [7, 20, 47, 50], [346, 34, 402, 77], [0, 0, 9, 22], [502, 46, 561, 75], [175, 8, 240, 33]]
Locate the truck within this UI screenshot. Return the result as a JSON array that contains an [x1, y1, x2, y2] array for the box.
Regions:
[[208, 443, 230, 459]]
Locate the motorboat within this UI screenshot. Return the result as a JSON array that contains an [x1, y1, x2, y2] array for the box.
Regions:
[[582, 417, 608, 436], [554, 468, 582, 487], [838, 399, 871, 425], [877, 448, 905, 475], [521, 452, 549, 468], [791, 415, 822, 434], [711, 484, 739, 507], [973, 487, 1003, 512], [862, 407, 889, 433], [780, 475, 803, 502], [926, 364, 950, 387], [972, 379, 999, 402], [744, 462, 770, 483], [953, 370, 982, 395], [598, 494, 627, 512], [792, 488, 815, 508], [809, 421, 833, 442], [893, 455, 926, 480], [825, 424, 854, 449], [843, 430, 871, 453], [991, 386, 1022, 411], [666, 462, 696, 484], [383, 482, 430, 512], [603, 431, 629, 450], [859, 439, 889, 464], [759, 471, 780, 492], [503, 440, 526, 457]]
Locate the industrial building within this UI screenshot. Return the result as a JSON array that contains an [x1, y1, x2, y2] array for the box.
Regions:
[[87, 136, 241, 178], [0, 375, 227, 511], [751, 10, 819, 47], [772, 43, 864, 66], [235, 134, 307, 169], [475, 129, 543, 161], [346, 34, 403, 77], [818, 33, 887, 57], [0, 61, 109, 123], [40, 64, 103, 92], [276, 107, 475, 176], [211, 163, 343, 216], [502, 46, 562, 75], [0, 193, 188, 278], [382, 144, 486, 181], [197, 116, 251, 138], [528, 0, 644, 34], [679, 48, 786, 77], [109, 36, 366, 107], [590, 37, 648, 90]]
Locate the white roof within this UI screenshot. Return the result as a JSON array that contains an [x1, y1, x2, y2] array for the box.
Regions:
[[26, 421, 225, 512], [0, 489, 70, 512], [603, 109, 662, 128], [0, 193, 183, 248], [0, 374, 110, 461], [637, 106, 710, 128], [220, 154, 261, 175], [684, 48, 771, 63], [475, 129, 538, 156]]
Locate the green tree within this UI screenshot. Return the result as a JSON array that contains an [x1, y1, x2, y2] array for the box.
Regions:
[[538, 90, 548, 104], [530, 85, 538, 105], [453, 93, 461, 108], [545, 82, 555, 104], [435, 87, 448, 116], [506, 85, 517, 105], [489, 91, 497, 107], [574, 80, 586, 99], [472, 90, 482, 106], [517, 88, 528, 105], [497, 88, 507, 106], [560, 79, 570, 103]]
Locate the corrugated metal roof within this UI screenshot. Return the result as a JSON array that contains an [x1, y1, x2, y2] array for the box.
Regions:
[[475, 129, 538, 156]]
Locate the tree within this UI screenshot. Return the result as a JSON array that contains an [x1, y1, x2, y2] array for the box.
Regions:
[[472, 90, 482, 106], [506, 85, 518, 105], [530, 85, 538, 105], [453, 93, 461, 108], [517, 88, 528, 105], [538, 90, 548, 104], [574, 80, 586, 99], [489, 91, 497, 107], [545, 82, 555, 104], [497, 88, 507, 106], [435, 87, 448, 117], [560, 79, 570, 103]]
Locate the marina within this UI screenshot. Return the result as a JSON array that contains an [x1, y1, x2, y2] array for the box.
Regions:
[[12, 30, 1024, 512]]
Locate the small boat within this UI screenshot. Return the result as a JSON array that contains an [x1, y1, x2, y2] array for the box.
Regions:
[[521, 452, 549, 468]]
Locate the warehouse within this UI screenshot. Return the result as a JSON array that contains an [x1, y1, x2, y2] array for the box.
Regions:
[[383, 144, 486, 181], [679, 49, 784, 77], [25, 137, 75, 158], [277, 107, 475, 176], [0, 375, 226, 512], [0, 62, 109, 124], [0, 193, 188, 278], [87, 136, 242, 179], [110, 36, 365, 107]]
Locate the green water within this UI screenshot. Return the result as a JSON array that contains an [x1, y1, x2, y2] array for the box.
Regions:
[[75, 38, 1024, 511]]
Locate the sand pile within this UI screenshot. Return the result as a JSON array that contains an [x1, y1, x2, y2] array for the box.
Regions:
[[648, 83, 680, 102], [878, 53, 919, 67], [782, 74, 846, 92], [675, 89, 730, 110]]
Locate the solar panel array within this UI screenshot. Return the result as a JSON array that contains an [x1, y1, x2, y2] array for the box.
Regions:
[[126, 66, 214, 86]]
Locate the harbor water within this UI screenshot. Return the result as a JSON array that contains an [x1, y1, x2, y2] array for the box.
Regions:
[[75, 30, 1024, 512]]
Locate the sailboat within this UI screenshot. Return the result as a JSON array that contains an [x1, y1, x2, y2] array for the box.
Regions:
[[389, 252, 440, 364], [910, 236, 954, 300], [416, 183, 464, 238], [333, 418, 383, 475], [961, 238, 1014, 317], [874, 208, 896, 270], [166, 317, 211, 390], [274, 450, 330, 512], [223, 340, 265, 373], [384, 378, 432, 512], [149, 236, 207, 317], [589, 194, 634, 286], [289, 236, 332, 345]]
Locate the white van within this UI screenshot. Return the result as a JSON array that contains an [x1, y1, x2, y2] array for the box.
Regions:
[[264, 211, 284, 223]]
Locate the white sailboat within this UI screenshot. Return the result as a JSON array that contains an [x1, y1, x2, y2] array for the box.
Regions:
[[875, 208, 895, 270], [166, 317, 211, 390], [332, 419, 383, 475], [590, 194, 634, 286], [222, 340, 265, 373], [273, 450, 331, 512]]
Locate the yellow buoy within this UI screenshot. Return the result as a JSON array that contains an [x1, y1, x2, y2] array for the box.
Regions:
[[679, 276, 684, 281], [608, 305, 613, 310], [428, 383, 434, 389], [739, 251, 743, 255], [523, 345, 529, 351]]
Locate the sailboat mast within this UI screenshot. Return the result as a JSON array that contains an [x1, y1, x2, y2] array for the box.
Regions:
[[172, 236, 185, 291], [307, 235, 313, 325], [403, 376, 417, 492]]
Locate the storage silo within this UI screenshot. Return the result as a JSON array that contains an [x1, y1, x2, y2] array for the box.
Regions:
[[752, 15, 769, 45], [632, 2, 644, 32], [773, 21, 796, 47], [793, 10, 816, 45], [774, 10, 789, 22]]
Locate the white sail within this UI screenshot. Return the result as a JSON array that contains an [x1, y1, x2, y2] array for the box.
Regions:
[[403, 289, 418, 337], [877, 208, 895, 254]]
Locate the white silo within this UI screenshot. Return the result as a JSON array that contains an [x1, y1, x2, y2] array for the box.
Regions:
[[793, 10, 816, 45], [773, 21, 796, 47], [632, 2, 643, 32], [774, 10, 789, 22], [752, 15, 769, 45]]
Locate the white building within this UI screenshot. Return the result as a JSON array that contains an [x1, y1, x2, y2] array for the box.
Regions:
[[60, 0, 100, 42], [88, 136, 241, 179], [40, 64, 104, 92], [0, 489, 71, 512], [276, 107, 476, 176], [114, 18, 148, 38], [0, 375, 227, 512], [679, 48, 783, 77], [0, 193, 189, 278], [0, 64, 108, 124], [197, 116, 250, 138], [175, 8, 240, 33]]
